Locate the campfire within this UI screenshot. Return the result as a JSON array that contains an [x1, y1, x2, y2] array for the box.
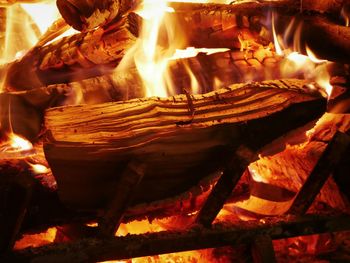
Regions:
[[0, 0, 350, 262]]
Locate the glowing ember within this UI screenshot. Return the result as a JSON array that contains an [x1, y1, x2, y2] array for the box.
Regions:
[[14, 227, 57, 250]]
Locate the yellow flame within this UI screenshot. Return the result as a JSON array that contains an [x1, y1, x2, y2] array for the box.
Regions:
[[122, 0, 228, 98], [184, 63, 200, 94], [29, 163, 50, 174], [20, 1, 60, 35], [170, 47, 229, 60], [305, 46, 327, 64], [8, 133, 33, 151], [341, 6, 349, 27], [271, 12, 333, 98], [272, 13, 283, 56]]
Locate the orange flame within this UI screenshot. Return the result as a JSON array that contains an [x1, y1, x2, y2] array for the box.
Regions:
[[271, 13, 333, 98]]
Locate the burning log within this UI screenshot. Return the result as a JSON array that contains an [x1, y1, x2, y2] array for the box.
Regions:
[[56, 0, 136, 31], [6, 0, 289, 91], [4, 13, 139, 91], [57, 0, 297, 32], [43, 79, 326, 211], [3, 214, 350, 263]]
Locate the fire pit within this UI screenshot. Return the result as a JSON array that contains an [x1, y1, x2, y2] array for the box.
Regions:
[[0, 0, 350, 262]]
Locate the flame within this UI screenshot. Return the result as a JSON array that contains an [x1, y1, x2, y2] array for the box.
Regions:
[[14, 227, 57, 250], [20, 1, 60, 35], [271, 13, 283, 56], [271, 13, 333, 98], [9, 132, 32, 151], [29, 163, 50, 174], [169, 47, 229, 60], [132, 0, 173, 97], [341, 5, 349, 27], [0, 132, 33, 153], [119, 0, 230, 98]]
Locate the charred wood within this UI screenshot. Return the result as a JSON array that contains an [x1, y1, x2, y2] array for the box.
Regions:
[[3, 214, 350, 263], [43, 79, 326, 211]]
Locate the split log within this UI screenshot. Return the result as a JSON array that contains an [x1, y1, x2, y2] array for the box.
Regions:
[[3, 214, 350, 263], [56, 0, 349, 32], [4, 13, 139, 91], [56, 0, 136, 31], [0, 71, 144, 140], [57, 0, 295, 31], [43, 79, 326, 211]]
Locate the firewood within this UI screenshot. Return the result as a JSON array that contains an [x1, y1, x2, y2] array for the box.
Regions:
[[5, 2, 281, 91], [43, 79, 326, 212], [4, 13, 139, 91], [56, 0, 136, 31], [56, 0, 296, 32], [3, 214, 350, 263]]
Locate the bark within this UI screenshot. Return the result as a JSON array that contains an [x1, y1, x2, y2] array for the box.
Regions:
[[43, 79, 326, 212], [56, 0, 136, 31], [4, 13, 139, 91], [3, 214, 350, 263]]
